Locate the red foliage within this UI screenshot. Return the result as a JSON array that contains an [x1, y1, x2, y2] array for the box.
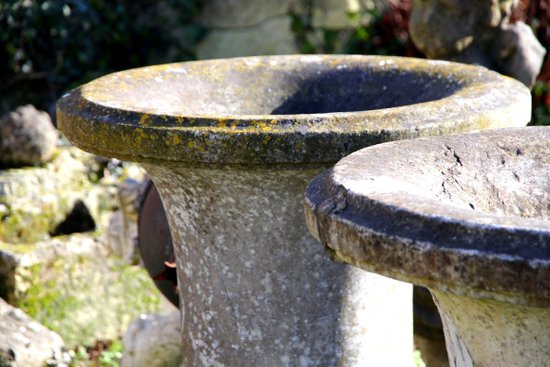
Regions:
[[521, 1, 550, 122], [376, 0, 423, 57]]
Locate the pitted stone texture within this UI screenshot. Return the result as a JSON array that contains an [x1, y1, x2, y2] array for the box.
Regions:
[[144, 164, 413, 366], [305, 127, 550, 367], [305, 127, 550, 306], [57, 55, 531, 166], [0, 105, 58, 167]]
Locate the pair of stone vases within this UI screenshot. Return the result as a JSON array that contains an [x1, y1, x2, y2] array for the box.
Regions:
[[58, 55, 540, 366]]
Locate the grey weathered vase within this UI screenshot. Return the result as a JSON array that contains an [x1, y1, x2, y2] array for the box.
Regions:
[[57, 55, 530, 366], [305, 127, 549, 367]]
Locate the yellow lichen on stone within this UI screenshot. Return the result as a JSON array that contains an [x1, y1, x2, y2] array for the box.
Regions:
[[56, 55, 531, 166], [139, 114, 151, 126]]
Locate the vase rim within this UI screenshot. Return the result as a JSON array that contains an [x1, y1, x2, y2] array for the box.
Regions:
[[57, 54, 531, 165]]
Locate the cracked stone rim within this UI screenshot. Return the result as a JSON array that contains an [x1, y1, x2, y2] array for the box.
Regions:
[[305, 127, 550, 306]]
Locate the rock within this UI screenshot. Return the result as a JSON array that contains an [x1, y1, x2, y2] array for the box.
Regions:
[[0, 105, 58, 167], [0, 146, 117, 243], [106, 178, 141, 264], [493, 22, 547, 88], [0, 234, 162, 347], [195, 16, 298, 59], [121, 311, 182, 367], [0, 298, 64, 367], [409, 0, 546, 88]]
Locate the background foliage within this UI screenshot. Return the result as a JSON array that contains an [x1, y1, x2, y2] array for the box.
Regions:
[[0, 0, 204, 118], [1, 0, 548, 124], [517, 0, 550, 125]]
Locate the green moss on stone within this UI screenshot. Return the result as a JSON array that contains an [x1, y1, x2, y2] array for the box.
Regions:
[[16, 243, 161, 347], [0, 210, 53, 243]]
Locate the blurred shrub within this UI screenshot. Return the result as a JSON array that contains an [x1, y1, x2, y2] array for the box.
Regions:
[[0, 0, 204, 118], [343, 0, 421, 57], [291, 0, 422, 57], [0, 0, 548, 125], [524, 0, 550, 126]]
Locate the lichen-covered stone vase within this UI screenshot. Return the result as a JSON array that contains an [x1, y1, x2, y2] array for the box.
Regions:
[[305, 127, 549, 367], [57, 55, 531, 366]]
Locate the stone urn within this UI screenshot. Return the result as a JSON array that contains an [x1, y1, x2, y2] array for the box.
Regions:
[[57, 55, 530, 366], [305, 127, 550, 366]]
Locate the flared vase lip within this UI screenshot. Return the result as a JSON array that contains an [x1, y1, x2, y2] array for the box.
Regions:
[[305, 126, 550, 306], [57, 54, 531, 165]]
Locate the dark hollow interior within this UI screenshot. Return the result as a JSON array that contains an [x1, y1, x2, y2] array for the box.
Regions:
[[108, 63, 463, 116], [268, 68, 459, 115]]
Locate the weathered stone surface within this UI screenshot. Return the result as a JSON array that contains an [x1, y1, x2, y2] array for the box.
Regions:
[[0, 298, 64, 367], [145, 163, 414, 366], [199, 0, 292, 28], [57, 55, 532, 366], [306, 126, 550, 303], [121, 311, 182, 367], [305, 127, 550, 366], [0, 105, 58, 167], [0, 146, 115, 243], [0, 234, 162, 347], [195, 16, 298, 60], [57, 55, 530, 165]]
